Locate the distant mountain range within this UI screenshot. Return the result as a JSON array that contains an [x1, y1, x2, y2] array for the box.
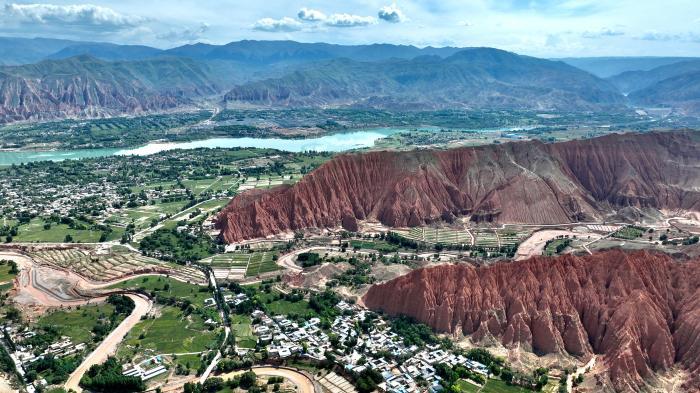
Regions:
[[0, 55, 219, 123], [225, 48, 624, 111], [0, 36, 699, 122], [557, 56, 697, 78]]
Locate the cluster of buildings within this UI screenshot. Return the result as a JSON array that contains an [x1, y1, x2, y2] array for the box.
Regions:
[[249, 300, 490, 393], [0, 324, 88, 393], [122, 356, 168, 381], [204, 292, 250, 309], [0, 176, 121, 220]]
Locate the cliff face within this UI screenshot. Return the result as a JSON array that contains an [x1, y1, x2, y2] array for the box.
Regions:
[[216, 131, 700, 242], [363, 250, 700, 392]]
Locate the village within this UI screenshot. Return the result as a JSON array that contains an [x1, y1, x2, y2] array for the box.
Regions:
[[245, 299, 491, 393]]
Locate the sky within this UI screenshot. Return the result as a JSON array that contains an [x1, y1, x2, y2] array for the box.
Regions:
[[0, 0, 699, 57]]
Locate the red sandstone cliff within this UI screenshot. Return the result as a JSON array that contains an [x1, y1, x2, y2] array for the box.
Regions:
[[216, 131, 700, 242], [362, 250, 700, 392]]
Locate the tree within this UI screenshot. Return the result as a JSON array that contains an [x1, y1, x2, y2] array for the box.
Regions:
[[80, 357, 145, 392], [64, 234, 73, 243], [239, 371, 257, 389], [203, 377, 224, 393]]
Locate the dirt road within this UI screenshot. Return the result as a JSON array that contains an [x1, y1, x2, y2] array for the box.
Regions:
[[567, 355, 596, 392], [219, 366, 316, 393], [515, 230, 591, 260], [64, 294, 152, 392], [277, 247, 336, 272]]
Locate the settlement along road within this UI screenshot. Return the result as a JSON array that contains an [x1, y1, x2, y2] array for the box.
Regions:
[[64, 294, 152, 392]]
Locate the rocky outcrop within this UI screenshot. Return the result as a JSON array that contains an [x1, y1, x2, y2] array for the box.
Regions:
[[363, 250, 700, 392], [216, 131, 700, 242]]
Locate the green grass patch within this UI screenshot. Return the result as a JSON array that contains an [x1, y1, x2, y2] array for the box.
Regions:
[[481, 379, 532, 393], [544, 238, 571, 256], [454, 379, 481, 393], [0, 262, 17, 282], [172, 353, 205, 371], [612, 226, 647, 240], [349, 240, 399, 253], [0, 282, 12, 293]]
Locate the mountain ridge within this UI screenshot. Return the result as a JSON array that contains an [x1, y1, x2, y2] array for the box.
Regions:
[[362, 249, 700, 392], [224, 47, 624, 111], [0, 55, 220, 123], [215, 130, 700, 242]]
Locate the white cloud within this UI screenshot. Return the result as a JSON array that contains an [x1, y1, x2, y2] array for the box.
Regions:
[[4, 3, 145, 30], [157, 22, 209, 42], [325, 13, 376, 28], [378, 4, 407, 23], [581, 27, 624, 38], [298, 8, 326, 22], [636, 30, 700, 42], [251, 17, 302, 32]]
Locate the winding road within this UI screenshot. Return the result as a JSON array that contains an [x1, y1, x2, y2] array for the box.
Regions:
[[64, 293, 152, 392], [219, 366, 316, 393]]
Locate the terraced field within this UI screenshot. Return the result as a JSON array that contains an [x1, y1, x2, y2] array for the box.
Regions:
[[496, 230, 530, 248], [245, 251, 279, 277], [201, 251, 280, 281], [397, 227, 473, 245], [473, 230, 500, 249], [203, 253, 251, 281], [28, 247, 206, 284], [237, 174, 301, 191]]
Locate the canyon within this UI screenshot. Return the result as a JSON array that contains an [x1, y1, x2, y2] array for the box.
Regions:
[[216, 130, 700, 242], [362, 249, 700, 392]]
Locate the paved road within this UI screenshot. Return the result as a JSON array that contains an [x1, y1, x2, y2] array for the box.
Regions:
[[219, 366, 316, 393], [64, 294, 152, 392]]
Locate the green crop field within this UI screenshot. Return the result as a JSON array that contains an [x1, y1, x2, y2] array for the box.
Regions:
[[253, 287, 314, 317], [231, 314, 257, 348], [38, 303, 118, 344], [245, 251, 279, 277], [12, 217, 123, 243], [207, 253, 251, 268], [398, 227, 472, 245], [454, 379, 532, 393], [110, 275, 209, 307], [474, 230, 500, 248], [118, 306, 220, 355]]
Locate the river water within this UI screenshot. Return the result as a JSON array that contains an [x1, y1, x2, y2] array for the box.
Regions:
[[0, 128, 399, 165]]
